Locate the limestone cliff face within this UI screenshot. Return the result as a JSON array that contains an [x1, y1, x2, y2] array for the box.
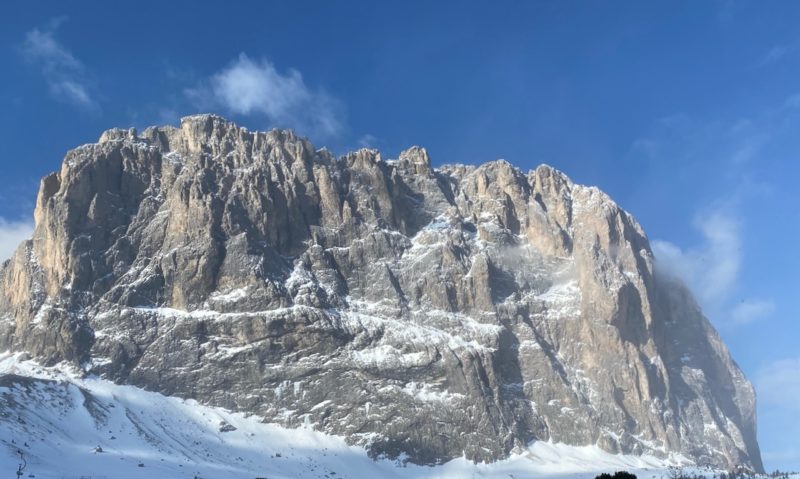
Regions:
[[0, 115, 762, 471]]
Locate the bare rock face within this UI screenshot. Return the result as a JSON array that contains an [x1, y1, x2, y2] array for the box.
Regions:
[[0, 115, 762, 471]]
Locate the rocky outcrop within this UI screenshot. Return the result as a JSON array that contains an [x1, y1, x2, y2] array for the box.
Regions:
[[0, 115, 762, 471]]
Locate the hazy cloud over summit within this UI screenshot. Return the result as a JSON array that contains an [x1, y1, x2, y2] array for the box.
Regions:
[[187, 54, 344, 139]]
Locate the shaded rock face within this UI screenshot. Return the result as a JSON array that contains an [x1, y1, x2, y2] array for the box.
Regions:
[[0, 115, 762, 471]]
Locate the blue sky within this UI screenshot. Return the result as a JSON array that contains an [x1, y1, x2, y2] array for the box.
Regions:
[[1, 1, 799, 470]]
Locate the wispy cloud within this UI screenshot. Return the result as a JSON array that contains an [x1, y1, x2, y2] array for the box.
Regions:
[[0, 218, 34, 262], [652, 210, 741, 309], [756, 357, 800, 467], [357, 134, 378, 148], [632, 106, 793, 327], [652, 206, 778, 327], [785, 93, 800, 109], [762, 448, 800, 466], [715, 0, 745, 24], [21, 20, 96, 110], [756, 357, 800, 412], [731, 299, 776, 325], [759, 45, 792, 66], [186, 54, 343, 139]]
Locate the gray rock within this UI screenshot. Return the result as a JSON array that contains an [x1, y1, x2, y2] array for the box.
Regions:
[[0, 114, 762, 471]]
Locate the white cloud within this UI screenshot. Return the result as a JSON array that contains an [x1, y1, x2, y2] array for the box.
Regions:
[[760, 45, 791, 66], [756, 358, 800, 469], [766, 46, 789, 62], [0, 219, 34, 262], [187, 54, 343, 139], [756, 357, 800, 412], [21, 22, 96, 109], [652, 211, 741, 308], [762, 449, 800, 467], [357, 134, 378, 148], [652, 209, 776, 327], [785, 93, 800, 109], [731, 299, 776, 325]]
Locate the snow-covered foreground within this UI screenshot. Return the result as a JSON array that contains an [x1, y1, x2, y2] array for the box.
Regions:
[[0, 352, 699, 479]]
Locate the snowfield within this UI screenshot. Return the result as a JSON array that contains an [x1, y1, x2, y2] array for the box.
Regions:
[[0, 352, 712, 479]]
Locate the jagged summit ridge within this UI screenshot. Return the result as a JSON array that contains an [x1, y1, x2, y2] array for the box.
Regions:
[[0, 115, 762, 471]]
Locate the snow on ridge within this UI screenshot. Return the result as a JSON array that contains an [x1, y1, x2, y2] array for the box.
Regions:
[[126, 303, 316, 320], [340, 302, 496, 353], [401, 381, 465, 403], [208, 286, 250, 303], [348, 344, 430, 369]]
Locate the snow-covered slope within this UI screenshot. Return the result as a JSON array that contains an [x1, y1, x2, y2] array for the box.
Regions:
[[0, 352, 693, 479]]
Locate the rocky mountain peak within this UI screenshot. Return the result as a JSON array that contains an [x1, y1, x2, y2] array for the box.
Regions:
[[0, 115, 762, 472]]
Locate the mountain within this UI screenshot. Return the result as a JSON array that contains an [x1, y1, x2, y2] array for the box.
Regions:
[[0, 114, 762, 472]]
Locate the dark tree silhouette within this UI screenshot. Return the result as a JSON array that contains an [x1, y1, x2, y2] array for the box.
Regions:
[[596, 471, 637, 479], [15, 450, 26, 479]]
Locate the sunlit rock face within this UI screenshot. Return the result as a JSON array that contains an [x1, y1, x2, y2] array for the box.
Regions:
[[0, 115, 762, 471]]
